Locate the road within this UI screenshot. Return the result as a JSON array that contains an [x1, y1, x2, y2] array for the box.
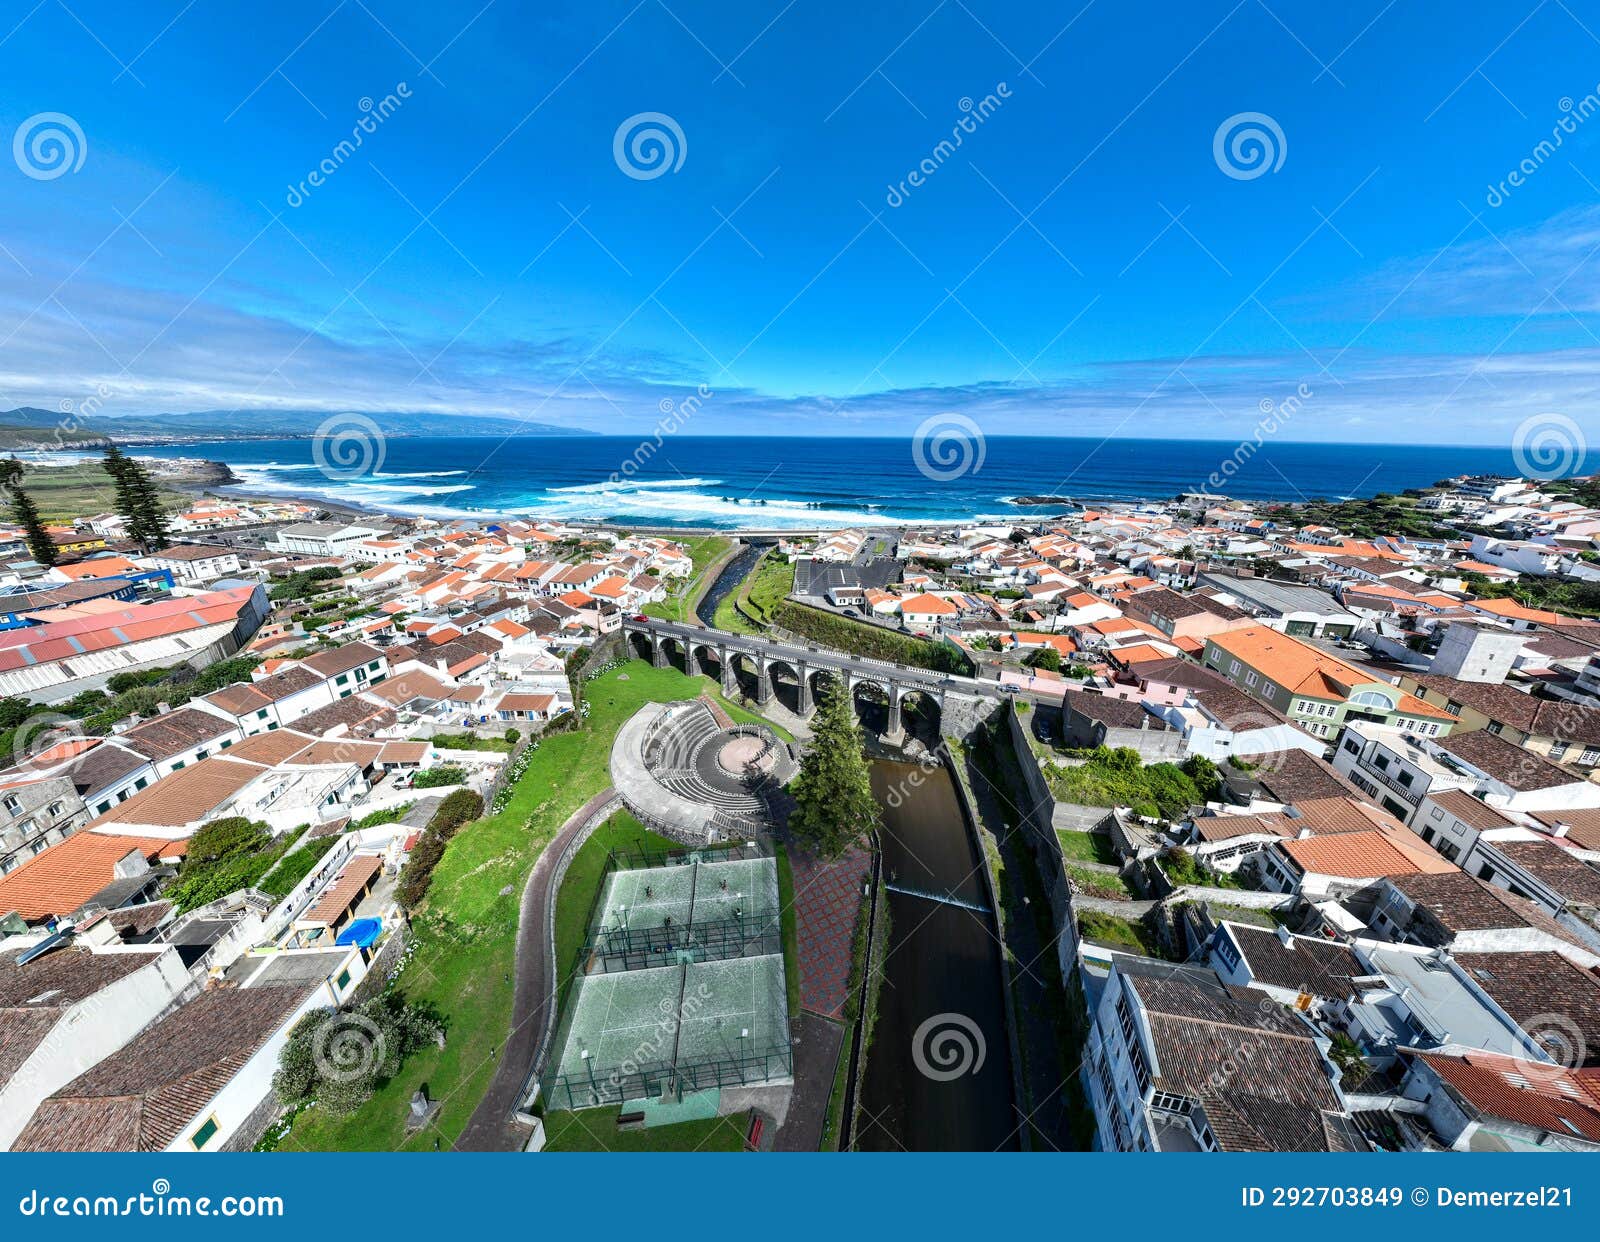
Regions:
[[627, 616, 1017, 704]]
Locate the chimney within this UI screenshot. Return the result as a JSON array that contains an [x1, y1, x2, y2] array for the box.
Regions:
[[1276, 924, 1294, 949]]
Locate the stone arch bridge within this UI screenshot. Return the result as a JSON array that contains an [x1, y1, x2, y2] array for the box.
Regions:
[[624, 617, 997, 743]]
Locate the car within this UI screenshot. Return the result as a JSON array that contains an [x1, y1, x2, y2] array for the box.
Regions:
[[631, 614, 649, 622]]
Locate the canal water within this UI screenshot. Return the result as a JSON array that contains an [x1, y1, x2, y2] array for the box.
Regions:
[[695, 540, 764, 625], [858, 758, 1018, 1151]]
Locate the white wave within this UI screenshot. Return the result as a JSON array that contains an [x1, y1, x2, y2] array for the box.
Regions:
[[524, 485, 922, 529], [345, 482, 475, 498], [546, 476, 723, 495], [370, 470, 467, 479]]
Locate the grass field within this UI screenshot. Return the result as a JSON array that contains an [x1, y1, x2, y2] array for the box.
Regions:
[[540, 1105, 748, 1152], [1077, 910, 1170, 959], [9, 461, 188, 523], [644, 535, 732, 623], [1065, 864, 1129, 899], [281, 660, 770, 1152], [712, 550, 795, 634], [1055, 830, 1119, 866]]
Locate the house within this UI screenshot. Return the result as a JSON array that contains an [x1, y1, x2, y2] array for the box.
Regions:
[[1061, 694, 1181, 762], [1392, 670, 1600, 772], [0, 831, 189, 924], [0, 774, 89, 879], [493, 692, 560, 724], [1083, 957, 1359, 1152], [1260, 823, 1456, 900], [1396, 1049, 1600, 1151], [0, 585, 269, 704], [1332, 721, 1474, 826], [1366, 870, 1600, 965], [10, 961, 356, 1152], [1202, 625, 1457, 742], [139, 544, 244, 586], [898, 593, 959, 633], [1194, 572, 1359, 638], [1431, 728, 1600, 813], [0, 936, 194, 1150]]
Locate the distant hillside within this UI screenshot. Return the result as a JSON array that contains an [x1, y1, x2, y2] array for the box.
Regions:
[[0, 422, 109, 449], [0, 406, 593, 441]]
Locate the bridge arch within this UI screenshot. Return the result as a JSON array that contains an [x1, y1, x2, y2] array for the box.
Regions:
[[626, 629, 654, 662], [897, 687, 943, 745], [690, 642, 723, 680], [765, 658, 803, 715], [659, 634, 688, 674]]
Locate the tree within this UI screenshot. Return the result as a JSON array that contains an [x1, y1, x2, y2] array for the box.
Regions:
[[787, 674, 880, 858], [102, 444, 170, 550], [1180, 754, 1222, 802], [273, 992, 444, 1116], [0, 459, 56, 568], [1025, 645, 1062, 672]]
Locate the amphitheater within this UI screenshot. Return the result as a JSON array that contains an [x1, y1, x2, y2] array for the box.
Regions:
[[610, 698, 798, 844]]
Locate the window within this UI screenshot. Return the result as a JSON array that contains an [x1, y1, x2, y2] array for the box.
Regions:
[[1549, 741, 1569, 760], [1343, 739, 1360, 756], [1486, 721, 1503, 735], [172, 760, 185, 771], [1244, 671, 1258, 687], [134, 777, 148, 791], [336, 968, 351, 990], [190, 1116, 220, 1150], [257, 708, 268, 719], [1583, 748, 1600, 765], [336, 673, 350, 686]]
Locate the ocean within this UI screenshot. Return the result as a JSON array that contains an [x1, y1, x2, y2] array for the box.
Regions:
[[119, 434, 1531, 530]]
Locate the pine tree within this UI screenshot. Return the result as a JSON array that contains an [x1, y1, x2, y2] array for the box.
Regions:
[[787, 674, 880, 858], [102, 445, 170, 550], [8, 485, 56, 567]]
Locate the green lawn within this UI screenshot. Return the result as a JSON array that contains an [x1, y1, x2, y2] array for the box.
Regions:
[[774, 844, 801, 1017], [1077, 910, 1170, 960], [1065, 864, 1129, 899], [417, 732, 515, 753], [280, 660, 747, 1153], [644, 535, 732, 623], [713, 550, 795, 634], [541, 1105, 749, 1152], [1055, 830, 1119, 865], [9, 461, 188, 524]]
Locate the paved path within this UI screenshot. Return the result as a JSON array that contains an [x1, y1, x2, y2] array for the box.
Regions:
[[772, 1013, 844, 1151], [1071, 894, 1157, 916], [790, 844, 872, 1020], [454, 786, 618, 1152]]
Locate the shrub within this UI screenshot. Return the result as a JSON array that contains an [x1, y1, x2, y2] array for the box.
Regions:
[[427, 788, 483, 840], [259, 836, 341, 898], [273, 992, 443, 1116], [410, 764, 466, 789]]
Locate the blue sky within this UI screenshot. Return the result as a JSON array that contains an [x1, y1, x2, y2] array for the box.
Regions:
[[2, 0, 1600, 443]]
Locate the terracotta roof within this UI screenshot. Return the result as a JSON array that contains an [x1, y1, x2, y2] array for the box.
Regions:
[[1224, 924, 1366, 1001], [11, 984, 312, 1151], [1454, 952, 1600, 1065], [1427, 788, 1520, 831], [1207, 625, 1455, 720], [1387, 870, 1580, 942], [0, 831, 189, 921], [1413, 1049, 1600, 1141], [84, 757, 264, 831], [302, 854, 382, 927], [118, 708, 237, 761], [1277, 828, 1455, 880]]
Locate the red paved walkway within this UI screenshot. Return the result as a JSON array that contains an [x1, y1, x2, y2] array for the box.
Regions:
[[791, 844, 871, 1019]]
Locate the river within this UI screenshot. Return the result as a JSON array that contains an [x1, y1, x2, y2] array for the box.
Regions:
[[694, 540, 765, 626], [857, 758, 1018, 1151]]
